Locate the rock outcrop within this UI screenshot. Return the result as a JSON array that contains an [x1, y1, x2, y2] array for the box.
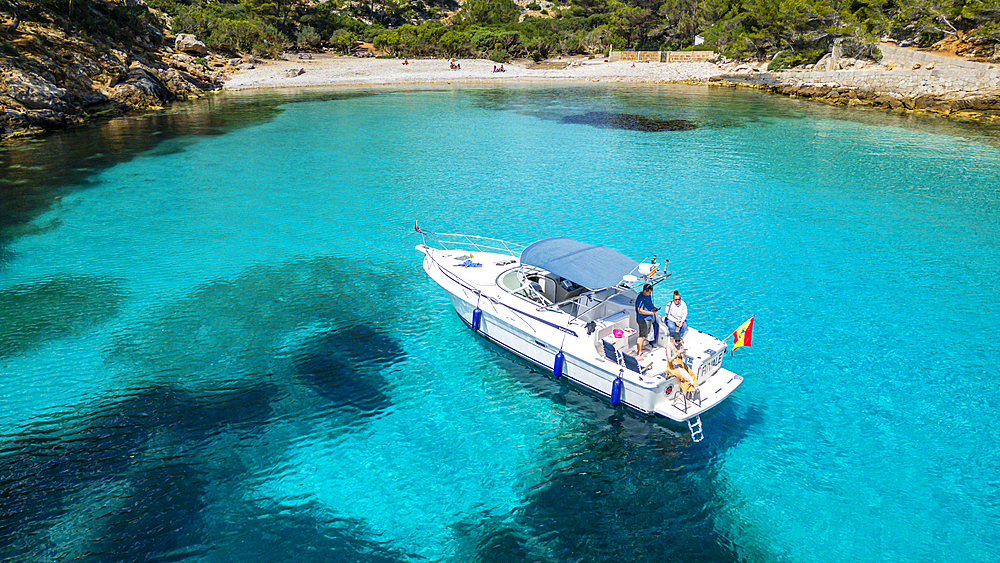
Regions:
[[712, 72, 1000, 121], [174, 34, 209, 55], [1, 17, 236, 139], [712, 44, 1000, 121]]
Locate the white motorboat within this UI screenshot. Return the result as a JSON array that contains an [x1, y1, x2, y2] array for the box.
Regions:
[[415, 227, 744, 441]]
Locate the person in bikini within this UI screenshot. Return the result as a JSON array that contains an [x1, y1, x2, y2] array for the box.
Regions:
[[667, 332, 698, 395]]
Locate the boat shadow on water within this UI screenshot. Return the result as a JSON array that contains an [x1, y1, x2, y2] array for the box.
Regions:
[[470, 324, 762, 447], [455, 329, 765, 562]]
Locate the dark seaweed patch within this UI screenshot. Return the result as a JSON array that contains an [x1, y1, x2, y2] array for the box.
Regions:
[[563, 111, 697, 132], [87, 456, 212, 562], [209, 502, 411, 563], [457, 423, 741, 562], [0, 274, 125, 358], [452, 341, 762, 562], [0, 376, 412, 562], [0, 383, 279, 555], [292, 324, 401, 413]]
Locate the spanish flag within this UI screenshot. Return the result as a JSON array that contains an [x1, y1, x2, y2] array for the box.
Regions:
[[731, 315, 755, 354]]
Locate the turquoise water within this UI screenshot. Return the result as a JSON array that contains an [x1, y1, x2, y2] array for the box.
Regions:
[[2, 84, 999, 562]]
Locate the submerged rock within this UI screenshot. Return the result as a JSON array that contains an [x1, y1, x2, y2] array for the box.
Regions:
[[292, 324, 402, 414], [562, 111, 697, 132]]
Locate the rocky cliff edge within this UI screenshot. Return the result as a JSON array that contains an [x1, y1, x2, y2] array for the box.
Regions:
[[1, 10, 243, 140]]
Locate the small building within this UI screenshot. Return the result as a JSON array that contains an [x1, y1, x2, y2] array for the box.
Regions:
[[694, 35, 705, 46]]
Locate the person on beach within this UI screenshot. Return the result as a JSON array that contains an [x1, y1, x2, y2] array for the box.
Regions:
[[402, 59, 410, 65], [499, 64, 505, 72], [634, 284, 658, 357], [664, 289, 688, 338], [493, 65, 497, 72]]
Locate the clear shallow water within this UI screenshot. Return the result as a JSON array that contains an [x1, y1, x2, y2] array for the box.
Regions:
[[1, 84, 999, 562]]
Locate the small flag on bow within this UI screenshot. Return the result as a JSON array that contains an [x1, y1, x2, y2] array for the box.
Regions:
[[731, 315, 755, 355]]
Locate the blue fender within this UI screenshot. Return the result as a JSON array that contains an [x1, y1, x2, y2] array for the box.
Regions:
[[472, 307, 482, 331], [553, 351, 565, 378], [610, 376, 623, 405]]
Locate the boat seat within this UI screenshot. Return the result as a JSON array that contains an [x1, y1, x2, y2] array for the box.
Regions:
[[601, 338, 621, 364], [596, 309, 629, 325], [529, 281, 545, 299], [603, 339, 653, 379], [621, 353, 652, 377]]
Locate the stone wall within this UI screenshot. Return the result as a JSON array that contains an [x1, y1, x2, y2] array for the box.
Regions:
[[877, 44, 997, 71], [620, 51, 663, 62], [665, 51, 716, 63], [773, 68, 1000, 96], [620, 51, 717, 63]]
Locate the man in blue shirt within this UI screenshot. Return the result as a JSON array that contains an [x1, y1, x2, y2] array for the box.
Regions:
[[635, 284, 658, 357]]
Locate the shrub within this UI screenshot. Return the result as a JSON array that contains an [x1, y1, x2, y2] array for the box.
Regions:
[[527, 2, 542, 10], [460, 0, 520, 26], [440, 30, 472, 57], [918, 30, 944, 47], [767, 48, 826, 70], [296, 25, 322, 49], [329, 29, 358, 54], [471, 29, 520, 53], [489, 48, 510, 62]]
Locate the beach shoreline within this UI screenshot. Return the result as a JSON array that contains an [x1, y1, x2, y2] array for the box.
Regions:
[[223, 52, 1000, 121], [222, 54, 727, 90]]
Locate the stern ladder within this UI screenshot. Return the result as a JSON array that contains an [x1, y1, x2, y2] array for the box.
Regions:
[[687, 415, 704, 442]]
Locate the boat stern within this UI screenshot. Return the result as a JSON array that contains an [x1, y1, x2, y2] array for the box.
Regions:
[[653, 367, 743, 422]]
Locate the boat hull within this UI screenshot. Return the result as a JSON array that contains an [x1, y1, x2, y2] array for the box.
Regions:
[[419, 245, 742, 422]]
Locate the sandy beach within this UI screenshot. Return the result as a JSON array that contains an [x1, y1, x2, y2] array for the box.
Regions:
[[223, 54, 727, 90]]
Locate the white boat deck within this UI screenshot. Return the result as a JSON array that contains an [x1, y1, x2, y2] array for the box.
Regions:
[[417, 238, 744, 428], [436, 250, 520, 287]]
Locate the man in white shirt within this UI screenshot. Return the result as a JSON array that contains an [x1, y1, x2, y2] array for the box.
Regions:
[[664, 290, 688, 338]]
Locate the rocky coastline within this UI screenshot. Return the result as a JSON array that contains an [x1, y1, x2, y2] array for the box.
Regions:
[[4, 21, 1000, 141], [710, 73, 1000, 122], [1, 18, 240, 140], [762, 80, 999, 121], [712, 43, 1000, 121]]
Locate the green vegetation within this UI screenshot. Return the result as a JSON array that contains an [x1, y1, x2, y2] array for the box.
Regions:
[[1, 0, 159, 46], [3, 1, 996, 63]]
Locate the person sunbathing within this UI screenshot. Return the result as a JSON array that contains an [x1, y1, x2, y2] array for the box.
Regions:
[[666, 333, 698, 394]]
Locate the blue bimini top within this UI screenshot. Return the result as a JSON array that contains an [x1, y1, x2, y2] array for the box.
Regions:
[[519, 237, 639, 291]]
